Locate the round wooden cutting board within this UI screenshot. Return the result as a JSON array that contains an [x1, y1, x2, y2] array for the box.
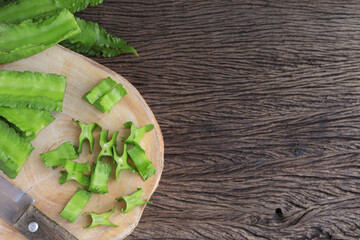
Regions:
[[0, 45, 164, 240]]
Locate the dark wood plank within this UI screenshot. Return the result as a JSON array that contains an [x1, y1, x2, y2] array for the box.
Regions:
[[78, 1, 360, 239]]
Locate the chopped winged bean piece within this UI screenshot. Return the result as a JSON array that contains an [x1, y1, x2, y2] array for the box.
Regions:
[[112, 144, 137, 181], [59, 171, 90, 187], [127, 145, 156, 181], [116, 188, 152, 213], [73, 119, 101, 153], [82, 76, 127, 113], [93, 84, 127, 113], [0, 70, 66, 112], [62, 159, 90, 173], [88, 161, 111, 194], [60, 188, 91, 223], [0, 0, 103, 24], [0, 9, 81, 64], [0, 119, 33, 178], [123, 121, 154, 146], [82, 77, 117, 105], [83, 208, 118, 229], [0, 107, 54, 140], [98, 130, 118, 161], [40, 141, 78, 168], [61, 18, 138, 57]]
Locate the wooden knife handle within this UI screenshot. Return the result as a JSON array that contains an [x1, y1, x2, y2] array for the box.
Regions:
[[13, 205, 78, 240]]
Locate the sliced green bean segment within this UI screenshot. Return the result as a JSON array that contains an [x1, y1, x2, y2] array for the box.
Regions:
[[88, 161, 111, 194], [61, 17, 138, 57], [0, 119, 34, 179], [40, 141, 79, 168], [59, 171, 90, 187], [124, 121, 154, 146], [98, 130, 118, 161], [82, 77, 117, 105], [0, 9, 81, 64], [62, 159, 90, 173], [73, 119, 101, 153], [93, 84, 127, 113], [0, 107, 54, 140], [127, 145, 156, 181], [60, 188, 91, 223], [113, 144, 137, 181], [83, 208, 118, 229], [116, 188, 152, 213]]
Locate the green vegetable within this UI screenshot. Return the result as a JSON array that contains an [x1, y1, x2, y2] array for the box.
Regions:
[[0, 0, 103, 24], [0, 9, 81, 64], [0, 119, 33, 178], [40, 141, 78, 168], [83, 208, 118, 229], [49, 143, 90, 187], [73, 119, 101, 153], [64, 0, 103, 13], [124, 121, 154, 146], [112, 144, 137, 181], [82, 77, 117, 105], [98, 130, 118, 161], [62, 159, 90, 173], [127, 145, 156, 181], [83, 77, 127, 113], [0, 107, 54, 140], [93, 84, 127, 113], [88, 161, 111, 194], [41, 148, 89, 172], [60, 188, 91, 223], [116, 188, 152, 213], [61, 17, 138, 57], [0, 70, 66, 112], [59, 171, 90, 187]]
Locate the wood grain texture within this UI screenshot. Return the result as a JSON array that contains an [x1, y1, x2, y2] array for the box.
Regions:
[[0, 46, 164, 240], [74, 0, 360, 239]]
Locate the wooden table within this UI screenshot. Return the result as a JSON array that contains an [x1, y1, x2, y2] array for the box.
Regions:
[[79, 1, 360, 239]]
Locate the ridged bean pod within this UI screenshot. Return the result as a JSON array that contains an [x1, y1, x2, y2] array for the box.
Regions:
[[0, 107, 54, 140], [0, 70, 66, 112], [0, 119, 34, 178], [0, 0, 103, 24], [0, 9, 81, 64]]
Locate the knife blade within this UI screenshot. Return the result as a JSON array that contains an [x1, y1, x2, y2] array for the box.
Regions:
[[0, 175, 78, 240], [0, 176, 34, 224]]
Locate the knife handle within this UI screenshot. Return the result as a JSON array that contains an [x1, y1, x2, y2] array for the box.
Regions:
[[13, 205, 78, 240]]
